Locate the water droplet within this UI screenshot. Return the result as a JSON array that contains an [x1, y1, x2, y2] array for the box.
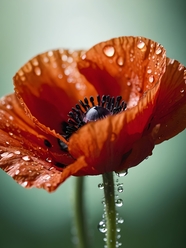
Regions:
[[9, 132, 13, 136], [46, 157, 52, 163], [62, 54, 67, 61], [98, 220, 107, 233], [149, 75, 154, 83], [47, 51, 53, 57], [22, 155, 30, 161], [32, 58, 39, 66], [118, 217, 124, 224], [116, 57, 124, 66], [22, 181, 28, 187], [116, 169, 128, 177], [1, 152, 13, 158], [64, 69, 70, 76], [15, 169, 20, 175], [156, 47, 162, 55], [115, 199, 123, 207], [103, 45, 115, 57], [127, 81, 131, 87], [5, 141, 10, 145], [6, 104, 13, 110], [14, 150, 21, 155], [137, 40, 145, 50], [58, 74, 63, 79], [98, 183, 104, 189], [147, 69, 152, 74], [43, 56, 49, 63], [67, 57, 73, 63], [180, 88, 185, 94], [34, 67, 41, 76], [117, 186, 123, 193], [178, 63, 184, 71]]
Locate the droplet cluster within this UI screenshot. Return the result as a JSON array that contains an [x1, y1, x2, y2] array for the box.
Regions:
[[97, 170, 128, 247]]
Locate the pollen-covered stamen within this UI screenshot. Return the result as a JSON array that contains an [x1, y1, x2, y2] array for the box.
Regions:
[[62, 95, 127, 139]]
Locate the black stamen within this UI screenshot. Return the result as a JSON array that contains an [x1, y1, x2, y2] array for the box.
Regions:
[[62, 95, 127, 140], [44, 139, 52, 148]]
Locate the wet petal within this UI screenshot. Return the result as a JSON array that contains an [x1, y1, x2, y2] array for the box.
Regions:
[[151, 59, 186, 143], [0, 94, 78, 191], [69, 82, 160, 174], [78, 36, 166, 108], [14, 49, 97, 134]]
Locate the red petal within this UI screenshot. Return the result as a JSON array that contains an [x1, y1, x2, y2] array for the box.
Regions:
[[14, 49, 97, 134], [151, 59, 186, 143], [78, 36, 166, 108], [0, 94, 77, 191]]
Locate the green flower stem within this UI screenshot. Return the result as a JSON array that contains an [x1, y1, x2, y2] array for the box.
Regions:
[[102, 172, 116, 248], [74, 176, 89, 248]]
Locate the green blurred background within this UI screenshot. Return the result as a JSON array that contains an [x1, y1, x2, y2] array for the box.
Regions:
[[0, 0, 186, 247]]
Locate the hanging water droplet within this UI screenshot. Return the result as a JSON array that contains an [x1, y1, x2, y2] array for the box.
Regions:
[[117, 186, 123, 193], [98, 183, 104, 189], [34, 67, 41, 76], [118, 217, 124, 224], [116, 169, 128, 177], [115, 199, 123, 207], [98, 220, 107, 233], [137, 40, 145, 50], [116, 57, 124, 66], [155, 47, 162, 55], [103, 45, 115, 57]]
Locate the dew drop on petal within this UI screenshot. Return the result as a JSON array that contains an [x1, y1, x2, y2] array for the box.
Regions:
[[62, 54, 68, 61], [155, 47, 162, 55], [47, 51, 53, 57], [14, 150, 21, 155], [58, 74, 63, 79], [103, 45, 115, 57], [137, 40, 145, 49], [147, 69, 152, 74], [34, 67, 41, 76], [22, 155, 30, 161], [149, 75, 154, 83], [15, 170, 20, 175], [98, 220, 107, 233], [46, 157, 52, 163], [116, 57, 124, 66], [22, 181, 28, 187], [180, 88, 185, 94]]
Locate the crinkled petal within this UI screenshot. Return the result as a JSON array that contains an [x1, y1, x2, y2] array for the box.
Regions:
[[0, 94, 82, 192], [78, 36, 166, 108], [14, 49, 97, 134], [151, 59, 186, 143]]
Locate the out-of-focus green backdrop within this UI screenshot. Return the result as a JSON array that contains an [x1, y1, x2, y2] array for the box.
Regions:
[[0, 0, 186, 247]]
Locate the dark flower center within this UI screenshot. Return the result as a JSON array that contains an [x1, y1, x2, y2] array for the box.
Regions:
[[62, 95, 127, 140]]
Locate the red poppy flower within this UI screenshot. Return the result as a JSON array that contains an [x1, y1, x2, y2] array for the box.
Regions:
[[0, 36, 185, 192]]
